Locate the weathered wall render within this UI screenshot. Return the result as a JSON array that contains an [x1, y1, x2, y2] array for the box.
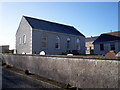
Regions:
[[1, 54, 119, 88]]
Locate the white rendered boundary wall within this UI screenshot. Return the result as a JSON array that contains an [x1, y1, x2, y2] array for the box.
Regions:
[[1, 54, 120, 88]]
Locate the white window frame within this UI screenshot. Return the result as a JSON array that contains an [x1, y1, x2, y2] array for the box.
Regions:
[[23, 35, 26, 44], [67, 37, 70, 49], [55, 36, 60, 49], [110, 42, 115, 50], [41, 33, 47, 48], [76, 38, 80, 50]]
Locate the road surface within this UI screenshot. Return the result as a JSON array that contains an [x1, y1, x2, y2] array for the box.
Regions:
[[2, 67, 46, 89]]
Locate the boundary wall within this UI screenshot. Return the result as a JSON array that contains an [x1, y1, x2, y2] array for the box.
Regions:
[[1, 54, 120, 88]]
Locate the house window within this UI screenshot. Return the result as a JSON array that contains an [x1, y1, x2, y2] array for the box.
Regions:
[[55, 36, 60, 49], [76, 38, 80, 50], [67, 38, 70, 49], [110, 43, 115, 50], [41, 33, 47, 48], [19, 37, 21, 44], [90, 46, 92, 50], [23, 35, 26, 44], [100, 44, 104, 51]]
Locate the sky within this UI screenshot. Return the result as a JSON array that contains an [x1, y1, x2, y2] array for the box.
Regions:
[[0, 1, 119, 49]]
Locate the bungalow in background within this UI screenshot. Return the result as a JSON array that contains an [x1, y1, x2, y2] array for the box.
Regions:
[[86, 36, 98, 54], [93, 31, 120, 56], [16, 16, 85, 55]]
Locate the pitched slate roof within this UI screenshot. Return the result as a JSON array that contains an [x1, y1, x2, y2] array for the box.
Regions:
[[93, 31, 120, 43], [86, 36, 98, 42], [24, 16, 85, 37]]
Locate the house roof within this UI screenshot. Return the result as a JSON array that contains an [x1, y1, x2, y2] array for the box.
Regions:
[[86, 36, 98, 42], [93, 31, 120, 43], [24, 16, 85, 37]]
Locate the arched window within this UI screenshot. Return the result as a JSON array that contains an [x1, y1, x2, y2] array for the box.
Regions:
[[76, 38, 80, 50], [67, 38, 70, 49], [42, 33, 47, 48], [55, 36, 60, 49], [23, 35, 26, 44]]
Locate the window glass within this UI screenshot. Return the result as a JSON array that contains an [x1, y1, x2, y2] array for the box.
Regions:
[[42, 33, 47, 48], [90, 46, 91, 50], [23, 35, 26, 44], [110, 43, 115, 50], [100, 44, 104, 51], [55, 36, 60, 49], [76, 38, 80, 50], [67, 38, 70, 49]]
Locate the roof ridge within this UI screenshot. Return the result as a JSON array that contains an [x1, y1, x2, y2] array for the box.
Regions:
[[103, 30, 120, 35], [23, 16, 85, 37], [23, 16, 73, 28]]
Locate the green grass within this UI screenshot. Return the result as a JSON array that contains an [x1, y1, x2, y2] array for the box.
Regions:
[[75, 54, 98, 56]]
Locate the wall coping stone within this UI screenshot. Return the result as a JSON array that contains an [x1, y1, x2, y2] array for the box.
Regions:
[[3, 53, 120, 60]]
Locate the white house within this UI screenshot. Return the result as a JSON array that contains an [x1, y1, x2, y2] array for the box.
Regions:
[[16, 16, 85, 55]]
